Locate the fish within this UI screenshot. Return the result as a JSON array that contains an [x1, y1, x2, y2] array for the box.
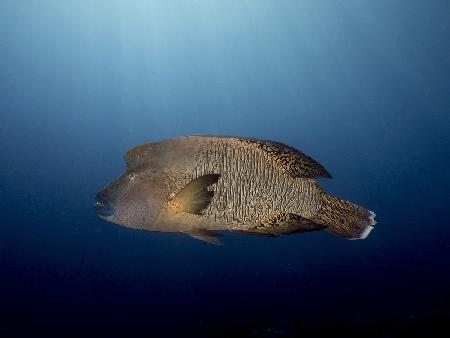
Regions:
[[94, 135, 376, 245]]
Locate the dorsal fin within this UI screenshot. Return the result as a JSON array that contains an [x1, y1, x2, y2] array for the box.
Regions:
[[238, 138, 332, 179], [169, 174, 221, 215]]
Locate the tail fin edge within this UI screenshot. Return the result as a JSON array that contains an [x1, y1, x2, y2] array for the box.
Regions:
[[350, 210, 376, 240], [313, 194, 376, 240]]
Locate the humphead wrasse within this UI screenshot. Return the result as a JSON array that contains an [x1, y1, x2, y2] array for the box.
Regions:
[[94, 135, 376, 245]]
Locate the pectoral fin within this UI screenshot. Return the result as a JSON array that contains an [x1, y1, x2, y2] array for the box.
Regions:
[[184, 229, 223, 246], [170, 174, 221, 215]]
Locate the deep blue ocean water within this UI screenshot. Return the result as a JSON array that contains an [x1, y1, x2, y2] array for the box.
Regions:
[[1, 1, 449, 337]]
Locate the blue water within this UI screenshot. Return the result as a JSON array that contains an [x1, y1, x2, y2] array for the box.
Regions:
[[1, 1, 449, 336]]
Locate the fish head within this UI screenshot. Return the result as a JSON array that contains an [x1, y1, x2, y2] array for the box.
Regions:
[[94, 146, 165, 230]]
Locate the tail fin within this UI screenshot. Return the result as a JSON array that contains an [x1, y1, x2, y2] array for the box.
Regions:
[[312, 193, 376, 240]]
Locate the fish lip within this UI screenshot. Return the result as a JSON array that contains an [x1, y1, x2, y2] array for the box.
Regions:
[[93, 200, 115, 217]]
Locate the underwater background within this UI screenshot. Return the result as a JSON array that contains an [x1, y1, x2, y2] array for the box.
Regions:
[[1, 1, 449, 337]]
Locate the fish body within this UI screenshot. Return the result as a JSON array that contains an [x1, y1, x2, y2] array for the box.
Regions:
[[95, 135, 376, 244]]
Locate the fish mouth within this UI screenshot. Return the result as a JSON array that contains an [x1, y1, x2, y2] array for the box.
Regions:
[[93, 200, 115, 217]]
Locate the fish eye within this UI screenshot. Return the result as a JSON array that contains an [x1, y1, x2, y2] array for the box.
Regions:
[[128, 171, 136, 180]]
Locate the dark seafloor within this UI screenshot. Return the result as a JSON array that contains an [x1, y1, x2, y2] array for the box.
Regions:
[[0, 1, 449, 337]]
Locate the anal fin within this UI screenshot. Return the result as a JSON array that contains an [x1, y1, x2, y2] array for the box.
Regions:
[[248, 212, 326, 235], [231, 230, 277, 237]]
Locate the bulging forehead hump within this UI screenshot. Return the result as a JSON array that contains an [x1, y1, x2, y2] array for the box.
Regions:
[[124, 143, 154, 169], [124, 137, 202, 171]]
